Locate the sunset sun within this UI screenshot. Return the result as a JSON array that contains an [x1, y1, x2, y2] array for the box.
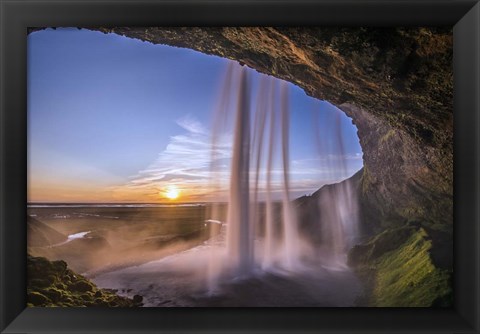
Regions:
[[164, 185, 180, 200]]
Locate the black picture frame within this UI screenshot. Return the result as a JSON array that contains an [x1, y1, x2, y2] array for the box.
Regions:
[[1, 0, 479, 333]]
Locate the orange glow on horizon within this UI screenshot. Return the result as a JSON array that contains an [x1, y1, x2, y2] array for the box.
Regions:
[[28, 180, 219, 203], [163, 185, 180, 200]]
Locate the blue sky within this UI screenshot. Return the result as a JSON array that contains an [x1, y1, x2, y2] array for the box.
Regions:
[[27, 28, 363, 203]]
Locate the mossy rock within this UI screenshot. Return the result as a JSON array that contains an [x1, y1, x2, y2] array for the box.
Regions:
[[40, 288, 63, 302], [62, 297, 75, 305], [82, 293, 95, 302], [28, 291, 50, 306], [94, 297, 109, 306], [52, 260, 67, 274], [29, 278, 53, 288], [27, 255, 140, 307], [348, 226, 417, 265], [349, 226, 452, 307], [108, 300, 121, 307], [69, 280, 94, 293]]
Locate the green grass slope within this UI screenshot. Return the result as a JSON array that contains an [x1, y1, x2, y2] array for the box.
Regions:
[[348, 226, 452, 307]]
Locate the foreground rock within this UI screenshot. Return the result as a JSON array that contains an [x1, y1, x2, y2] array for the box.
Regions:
[[27, 255, 143, 307]]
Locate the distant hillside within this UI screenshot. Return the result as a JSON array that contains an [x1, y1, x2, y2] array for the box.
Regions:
[[27, 215, 67, 247], [294, 168, 364, 244]]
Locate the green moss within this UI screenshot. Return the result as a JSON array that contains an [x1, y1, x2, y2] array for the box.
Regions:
[[372, 229, 451, 306], [28, 291, 49, 305], [27, 255, 143, 307], [68, 280, 94, 293], [40, 288, 63, 302], [349, 226, 452, 307], [29, 278, 52, 288]]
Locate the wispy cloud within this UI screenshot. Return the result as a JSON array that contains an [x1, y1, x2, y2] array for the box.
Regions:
[[110, 115, 232, 201], [110, 115, 363, 202], [176, 114, 208, 135]]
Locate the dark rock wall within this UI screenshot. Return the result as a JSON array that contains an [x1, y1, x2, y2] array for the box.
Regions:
[[93, 27, 452, 231], [341, 103, 452, 232]]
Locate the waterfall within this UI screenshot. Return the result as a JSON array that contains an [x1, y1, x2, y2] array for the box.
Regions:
[[279, 81, 301, 271], [226, 67, 253, 276], [313, 104, 360, 267], [262, 78, 277, 270], [206, 61, 360, 291]]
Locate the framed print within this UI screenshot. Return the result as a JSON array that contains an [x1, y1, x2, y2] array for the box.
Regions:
[[1, 0, 479, 333]]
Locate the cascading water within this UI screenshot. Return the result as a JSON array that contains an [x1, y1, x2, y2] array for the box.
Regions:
[[206, 61, 360, 291], [279, 81, 301, 271], [313, 105, 360, 267], [226, 67, 253, 276]]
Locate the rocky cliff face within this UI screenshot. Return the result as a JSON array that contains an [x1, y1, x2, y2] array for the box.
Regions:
[[94, 27, 453, 232]]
